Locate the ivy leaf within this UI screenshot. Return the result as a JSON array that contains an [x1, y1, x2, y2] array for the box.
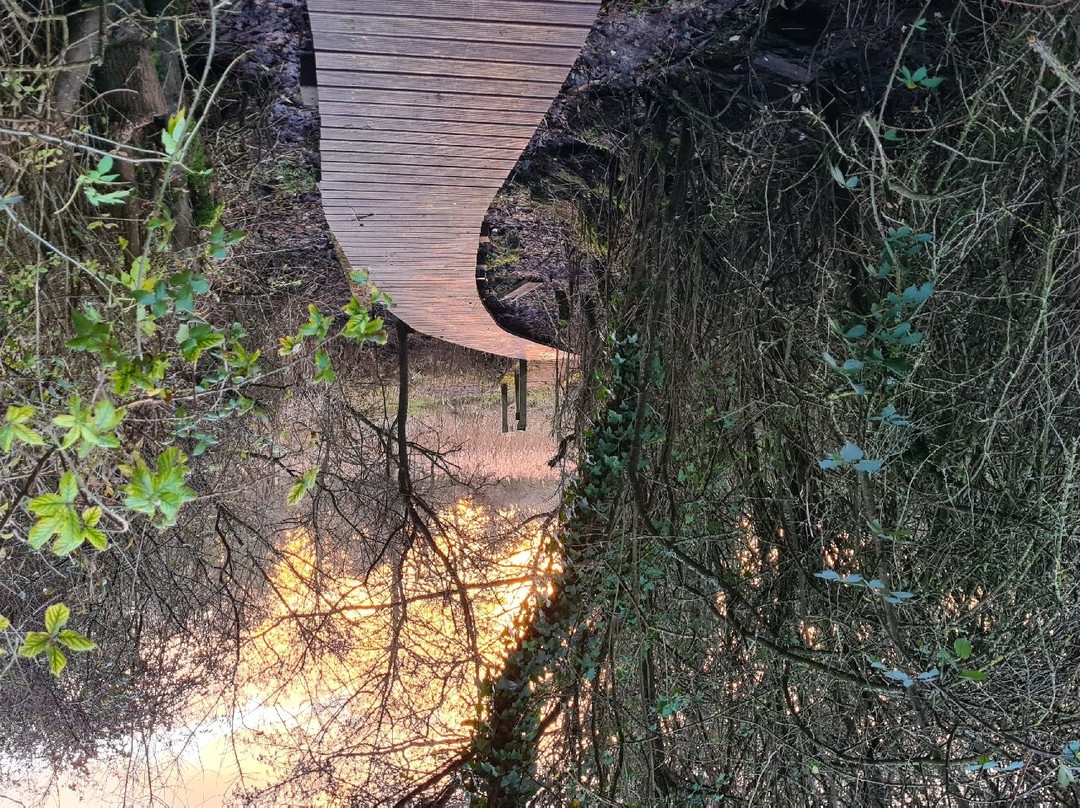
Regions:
[[287, 468, 318, 506], [44, 603, 70, 635]]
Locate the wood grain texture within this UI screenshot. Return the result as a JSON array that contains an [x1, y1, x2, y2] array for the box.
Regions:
[[310, 0, 599, 359]]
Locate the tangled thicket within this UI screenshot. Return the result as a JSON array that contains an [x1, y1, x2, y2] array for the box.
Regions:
[[451, 1, 1080, 805]]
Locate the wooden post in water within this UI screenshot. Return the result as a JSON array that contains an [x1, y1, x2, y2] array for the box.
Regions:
[[501, 382, 509, 433], [513, 367, 521, 427], [517, 359, 528, 431]]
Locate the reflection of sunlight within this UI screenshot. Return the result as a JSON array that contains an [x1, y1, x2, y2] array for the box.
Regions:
[[12, 498, 556, 807]]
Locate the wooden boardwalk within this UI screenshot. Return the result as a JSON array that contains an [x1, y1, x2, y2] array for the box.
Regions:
[[307, 0, 601, 360]]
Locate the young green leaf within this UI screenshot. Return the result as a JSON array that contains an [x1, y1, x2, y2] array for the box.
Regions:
[[314, 348, 336, 385], [0, 405, 44, 451], [45, 644, 67, 676], [44, 603, 70, 635], [17, 631, 50, 658], [121, 448, 197, 527], [57, 629, 97, 652], [288, 468, 319, 506]]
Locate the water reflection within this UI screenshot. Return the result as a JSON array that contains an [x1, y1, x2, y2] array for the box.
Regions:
[[11, 498, 556, 807]]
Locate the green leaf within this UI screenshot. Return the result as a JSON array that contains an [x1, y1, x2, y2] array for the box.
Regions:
[[178, 323, 225, 363], [0, 405, 44, 451], [0, 615, 9, 632], [57, 629, 96, 652], [839, 443, 864, 462], [45, 643, 67, 676], [17, 631, 50, 658], [854, 459, 884, 474], [121, 448, 197, 527], [162, 108, 187, 156], [93, 399, 126, 434], [278, 334, 303, 357], [84, 186, 131, 206], [314, 348, 336, 385], [920, 76, 943, 89], [44, 603, 70, 635], [958, 670, 987, 683], [288, 468, 318, 506], [953, 637, 972, 660], [298, 305, 332, 340], [1058, 764, 1075, 788], [1064, 741, 1080, 765], [6, 405, 33, 424]]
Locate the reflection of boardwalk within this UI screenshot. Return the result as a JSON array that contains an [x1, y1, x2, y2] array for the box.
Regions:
[[307, 1, 601, 360]]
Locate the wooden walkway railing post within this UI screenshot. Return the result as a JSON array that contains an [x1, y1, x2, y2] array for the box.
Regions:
[[501, 381, 510, 433], [516, 359, 528, 431]]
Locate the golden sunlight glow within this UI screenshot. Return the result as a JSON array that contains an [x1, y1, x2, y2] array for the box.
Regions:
[[216, 497, 558, 802]]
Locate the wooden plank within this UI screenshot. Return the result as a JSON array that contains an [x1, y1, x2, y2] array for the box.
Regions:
[[321, 142, 526, 160], [316, 69, 561, 98], [320, 140, 527, 158], [318, 85, 551, 113], [317, 101, 546, 127], [320, 114, 541, 140], [322, 153, 521, 170], [310, 13, 592, 48], [313, 53, 572, 83], [320, 185, 491, 196], [312, 0, 599, 27], [321, 196, 493, 207], [321, 130, 534, 148], [321, 163, 512, 180], [320, 178, 501, 192], [311, 33, 582, 68]]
